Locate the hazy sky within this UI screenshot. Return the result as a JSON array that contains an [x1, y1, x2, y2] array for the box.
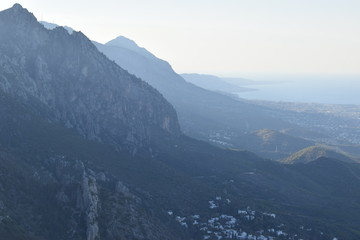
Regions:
[[1, 0, 359, 75]]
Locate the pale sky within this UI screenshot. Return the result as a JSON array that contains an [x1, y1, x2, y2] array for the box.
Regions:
[[1, 0, 359, 75]]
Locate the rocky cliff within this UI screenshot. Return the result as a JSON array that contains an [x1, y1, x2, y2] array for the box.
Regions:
[[0, 4, 180, 150], [0, 89, 185, 240]]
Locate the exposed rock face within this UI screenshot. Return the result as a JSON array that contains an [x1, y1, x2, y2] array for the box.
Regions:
[[0, 4, 180, 150], [0, 85, 185, 240], [82, 172, 100, 240], [0, 149, 182, 240], [115, 180, 130, 196], [0, 5, 183, 239]]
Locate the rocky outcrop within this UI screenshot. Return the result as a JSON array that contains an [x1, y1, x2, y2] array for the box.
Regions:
[[82, 172, 100, 240], [0, 4, 181, 151], [21, 155, 180, 240], [44, 157, 101, 240]]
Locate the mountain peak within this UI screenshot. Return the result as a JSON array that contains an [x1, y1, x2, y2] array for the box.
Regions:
[[9, 3, 32, 16], [0, 6, 181, 148], [105, 36, 156, 59], [1, 3, 39, 28], [12, 3, 23, 9], [106, 36, 139, 48]]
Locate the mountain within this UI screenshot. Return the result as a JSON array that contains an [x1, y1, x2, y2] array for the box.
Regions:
[[2, 4, 360, 240], [106, 36, 158, 60], [93, 35, 303, 146], [181, 73, 255, 93], [282, 145, 358, 164], [0, 4, 180, 151], [96, 35, 326, 158], [44, 24, 324, 158], [0, 91, 188, 240]]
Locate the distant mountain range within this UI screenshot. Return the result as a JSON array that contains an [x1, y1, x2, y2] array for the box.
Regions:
[[86, 24, 307, 147], [181, 73, 256, 93], [40, 20, 74, 33], [1, 5, 360, 240], [40, 21, 357, 161]]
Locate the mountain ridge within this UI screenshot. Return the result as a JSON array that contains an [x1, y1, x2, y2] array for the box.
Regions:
[[282, 145, 359, 164], [0, 4, 180, 151], [181, 73, 256, 93], [93, 35, 298, 144], [106, 36, 158, 60]]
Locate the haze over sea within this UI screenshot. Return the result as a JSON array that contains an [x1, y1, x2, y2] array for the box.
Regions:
[[235, 74, 360, 105]]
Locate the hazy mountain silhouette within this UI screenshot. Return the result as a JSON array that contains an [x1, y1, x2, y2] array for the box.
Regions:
[[181, 73, 255, 93], [40, 20, 74, 33], [93, 36, 300, 143], [41, 22, 321, 158]]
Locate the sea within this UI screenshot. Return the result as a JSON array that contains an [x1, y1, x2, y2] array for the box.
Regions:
[[234, 74, 360, 105]]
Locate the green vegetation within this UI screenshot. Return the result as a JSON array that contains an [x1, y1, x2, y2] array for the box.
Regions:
[[282, 145, 359, 164]]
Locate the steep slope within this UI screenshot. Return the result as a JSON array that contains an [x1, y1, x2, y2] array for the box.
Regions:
[[0, 4, 180, 151], [45, 23, 321, 157], [282, 145, 358, 164], [0, 90, 189, 240], [93, 37, 298, 143]]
